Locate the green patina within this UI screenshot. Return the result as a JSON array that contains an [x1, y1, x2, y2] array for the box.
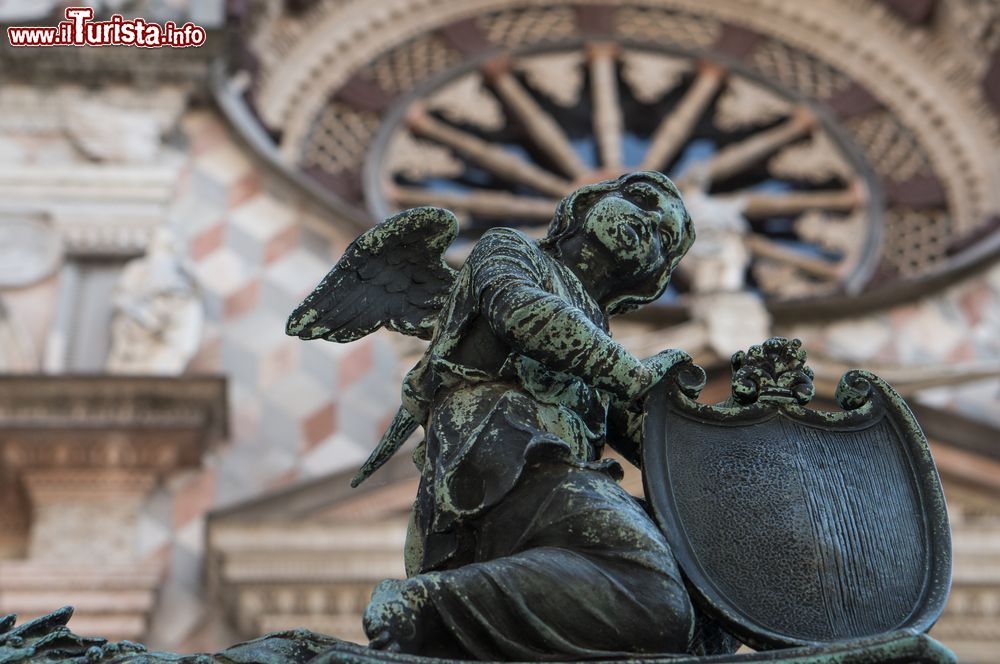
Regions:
[[285, 172, 713, 659], [11, 173, 955, 663]]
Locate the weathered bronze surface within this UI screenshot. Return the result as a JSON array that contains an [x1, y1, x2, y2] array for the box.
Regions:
[[288, 172, 706, 659], [6, 173, 956, 663], [282, 172, 953, 661], [643, 339, 952, 651]]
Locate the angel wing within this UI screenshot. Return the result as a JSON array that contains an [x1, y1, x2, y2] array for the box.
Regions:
[[286, 207, 459, 342]]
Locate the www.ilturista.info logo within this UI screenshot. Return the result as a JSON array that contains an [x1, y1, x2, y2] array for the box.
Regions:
[[7, 7, 206, 48]]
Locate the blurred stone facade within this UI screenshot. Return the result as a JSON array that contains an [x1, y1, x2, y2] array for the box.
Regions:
[[0, 1, 997, 662]]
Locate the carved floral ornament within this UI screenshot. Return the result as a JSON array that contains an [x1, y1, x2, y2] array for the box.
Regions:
[[223, 0, 1000, 315]]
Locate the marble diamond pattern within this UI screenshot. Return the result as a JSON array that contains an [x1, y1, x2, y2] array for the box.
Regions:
[[141, 111, 401, 646]]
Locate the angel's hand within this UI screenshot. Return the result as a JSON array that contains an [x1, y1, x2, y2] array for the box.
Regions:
[[627, 348, 694, 402], [363, 578, 427, 654]]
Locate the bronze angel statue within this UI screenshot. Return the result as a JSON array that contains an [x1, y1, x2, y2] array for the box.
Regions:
[[286, 170, 954, 663], [0, 176, 953, 664], [287, 171, 725, 660]]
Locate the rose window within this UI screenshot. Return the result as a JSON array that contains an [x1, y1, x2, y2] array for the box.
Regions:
[[363, 46, 877, 304], [228, 2, 1000, 318]]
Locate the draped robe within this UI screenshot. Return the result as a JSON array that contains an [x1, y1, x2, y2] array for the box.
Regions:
[[395, 228, 697, 660]]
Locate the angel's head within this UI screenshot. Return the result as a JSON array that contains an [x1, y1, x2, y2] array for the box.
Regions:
[[540, 171, 694, 315]]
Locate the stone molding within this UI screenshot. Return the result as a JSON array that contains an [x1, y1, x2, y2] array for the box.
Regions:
[[0, 375, 227, 643], [0, 375, 226, 440], [22, 469, 157, 506], [210, 518, 407, 644], [0, 561, 161, 643], [0, 163, 183, 258]]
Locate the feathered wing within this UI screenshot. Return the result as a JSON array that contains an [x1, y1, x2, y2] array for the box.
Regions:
[[286, 206, 459, 342]]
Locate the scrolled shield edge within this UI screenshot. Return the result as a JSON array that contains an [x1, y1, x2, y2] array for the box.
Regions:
[[641, 363, 953, 652]]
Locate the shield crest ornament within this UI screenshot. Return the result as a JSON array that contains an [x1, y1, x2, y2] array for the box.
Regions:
[[642, 339, 952, 651]]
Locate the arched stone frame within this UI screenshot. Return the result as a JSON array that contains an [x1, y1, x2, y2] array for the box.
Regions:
[[223, 0, 1000, 317]]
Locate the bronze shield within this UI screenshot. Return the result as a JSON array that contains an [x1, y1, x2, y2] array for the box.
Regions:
[[642, 365, 952, 651]]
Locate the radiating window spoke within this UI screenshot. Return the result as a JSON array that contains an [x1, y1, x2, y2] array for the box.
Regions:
[[375, 45, 876, 305]]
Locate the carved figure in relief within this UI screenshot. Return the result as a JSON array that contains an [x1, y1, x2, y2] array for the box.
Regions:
[[677, 165, 772, 357], [678, 165, 751, 294], [107, 227, 203, 375]]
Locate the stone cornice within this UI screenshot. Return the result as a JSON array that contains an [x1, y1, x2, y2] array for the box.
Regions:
[[0, 162, 184, 258], [0, 375, 226, 432], [22, 469, 157, 505], [0, 375, 227, 472]]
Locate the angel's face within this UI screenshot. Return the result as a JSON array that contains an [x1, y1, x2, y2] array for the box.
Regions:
[[579, 176, 689, 282]]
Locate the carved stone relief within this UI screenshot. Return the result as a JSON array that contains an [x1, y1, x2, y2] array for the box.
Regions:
[[106, 228, 204, 376]]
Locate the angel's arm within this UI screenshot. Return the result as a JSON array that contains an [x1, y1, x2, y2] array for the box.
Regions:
[[472, 230, 656, 401]]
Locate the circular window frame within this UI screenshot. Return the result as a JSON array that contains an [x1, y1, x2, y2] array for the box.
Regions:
[[362, 38, 885, 309]]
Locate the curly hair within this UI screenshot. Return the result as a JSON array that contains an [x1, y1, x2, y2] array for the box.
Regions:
[[539, 171, 695, 315]]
